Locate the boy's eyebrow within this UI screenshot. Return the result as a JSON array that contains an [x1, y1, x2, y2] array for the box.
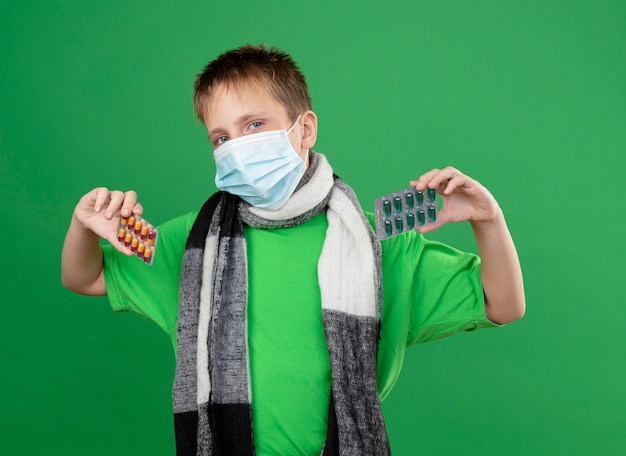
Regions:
[[208, 112, 268, 137]]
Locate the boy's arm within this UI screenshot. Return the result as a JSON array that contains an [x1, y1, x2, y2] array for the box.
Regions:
[[411, 167, 525, 325], [61, 188, 142, 296], [470, 212, 525, 325]]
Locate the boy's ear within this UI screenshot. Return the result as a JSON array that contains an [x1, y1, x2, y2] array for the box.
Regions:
[[300, 110, 318, 151]]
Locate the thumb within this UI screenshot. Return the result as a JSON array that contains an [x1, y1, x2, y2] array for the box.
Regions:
[[416, 206, 445, 234]]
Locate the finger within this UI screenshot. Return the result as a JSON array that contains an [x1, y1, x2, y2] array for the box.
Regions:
[[131, 201, 144, 217], [415, 189, 453, 234], [410, 168, 441, 191], [411, 166, 461, 191], [93, 187, 111, 213], [120, 190, 141, 218], [416, 222, 438, 234], [104, 190, 126, 219], [440, 174, 471, 195], [425, 166, 463, 192], [416, 215, 446, 234]]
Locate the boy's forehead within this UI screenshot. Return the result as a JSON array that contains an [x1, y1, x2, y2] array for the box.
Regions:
[[207, 81, 282, 114], [204, 80, 287, 121]]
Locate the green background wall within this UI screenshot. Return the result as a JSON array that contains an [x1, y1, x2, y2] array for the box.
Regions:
[[2, 1, 625, 454]]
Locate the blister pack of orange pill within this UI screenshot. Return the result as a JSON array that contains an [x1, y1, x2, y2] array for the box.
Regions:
[[116, 214, 158, 265]]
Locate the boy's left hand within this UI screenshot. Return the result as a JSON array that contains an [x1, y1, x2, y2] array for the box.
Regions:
[[412, 166, 526, 324], [410, 166, 502, 233]]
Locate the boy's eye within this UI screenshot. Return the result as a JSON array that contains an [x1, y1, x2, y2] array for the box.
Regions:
[[214, 135, 228, 146], [249, 121, 264, 130]]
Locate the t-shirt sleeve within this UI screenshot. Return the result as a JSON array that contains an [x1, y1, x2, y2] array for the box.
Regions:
[[406, 236, 502, 346], [102, 211, 198, 338]]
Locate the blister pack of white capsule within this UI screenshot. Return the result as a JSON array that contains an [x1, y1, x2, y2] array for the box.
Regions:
[[374, 187, 438, 240], [116, 213, 159, 265]]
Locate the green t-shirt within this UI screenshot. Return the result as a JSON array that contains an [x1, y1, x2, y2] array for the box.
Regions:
[[103, 210, 498, 455]]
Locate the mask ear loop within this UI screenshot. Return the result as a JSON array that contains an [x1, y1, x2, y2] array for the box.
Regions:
[[287, 114, 309, 166], [303, 148, 310, 166], [287, 114, 302, 134]]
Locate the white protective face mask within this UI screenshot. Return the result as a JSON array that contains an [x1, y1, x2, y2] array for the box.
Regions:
[[213, 115, 307, 210]]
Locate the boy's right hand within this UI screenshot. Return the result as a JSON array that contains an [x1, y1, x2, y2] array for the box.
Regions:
[[73, 187, 143, 255]]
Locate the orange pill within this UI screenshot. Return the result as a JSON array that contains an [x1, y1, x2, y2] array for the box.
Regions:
[[131, 238, 139, 252], [121, 217, 128, 227], [128, 215, 136, 227], [137, 242, 146, 258], [134, 221, 142, 234], [141, 225, 149, 239], [124, 233, 132, 246], [117, 228, 126, 242], [143, 248, 153, 263], [147, 231, 156, 245]]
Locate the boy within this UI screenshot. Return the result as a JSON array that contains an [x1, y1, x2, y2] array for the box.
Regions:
[[62, 44, 525, 455]]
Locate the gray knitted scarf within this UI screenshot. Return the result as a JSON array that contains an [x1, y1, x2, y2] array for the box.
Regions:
[[173, 152, 391, 455]]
